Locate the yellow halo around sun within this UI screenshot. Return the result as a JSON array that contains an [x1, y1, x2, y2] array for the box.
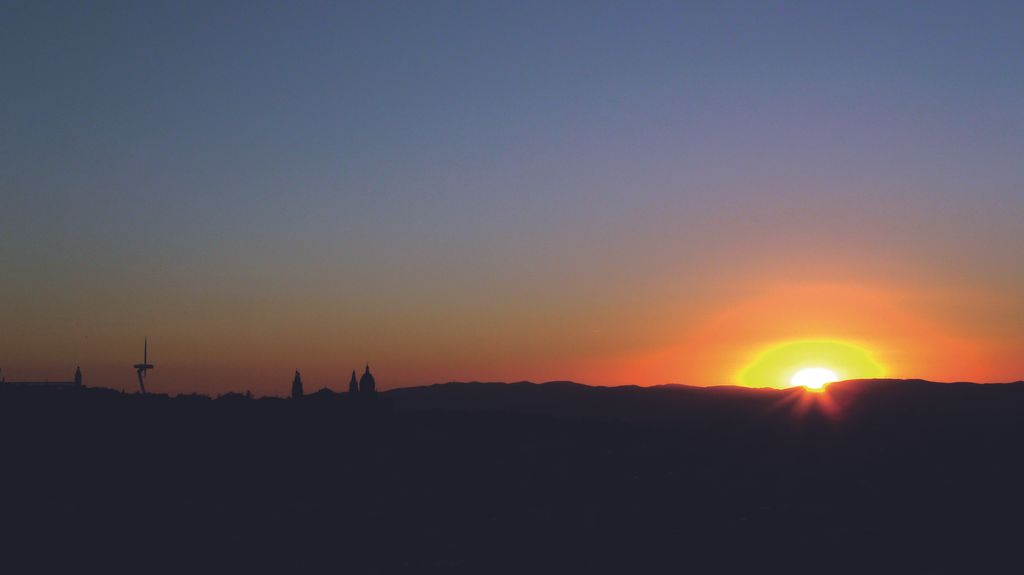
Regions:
[[737, 339, 885, 389]]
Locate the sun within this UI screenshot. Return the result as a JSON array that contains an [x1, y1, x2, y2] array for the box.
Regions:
[[790, 367, 838, 390]]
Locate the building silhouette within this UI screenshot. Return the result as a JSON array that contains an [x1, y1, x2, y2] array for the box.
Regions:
[[358, 365, 376, 395], [1, 366, 82, 388], [289, 366, 377, 397]]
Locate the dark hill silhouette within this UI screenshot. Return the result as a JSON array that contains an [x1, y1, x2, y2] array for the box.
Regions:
[[2, 378, 1023, 572], [385, 378, 1024, 424]]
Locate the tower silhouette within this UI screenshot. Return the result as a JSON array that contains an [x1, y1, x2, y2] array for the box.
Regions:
[[358, 364, 376, 395], [133, 338, 154, 394], [291, 370, 304, 399], [74, 366, 82, 387], [348, 370, 358, 394]]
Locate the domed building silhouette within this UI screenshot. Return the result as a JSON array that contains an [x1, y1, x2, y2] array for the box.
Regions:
[[358, 365, 376, 395], [290, 365, 377, 397]]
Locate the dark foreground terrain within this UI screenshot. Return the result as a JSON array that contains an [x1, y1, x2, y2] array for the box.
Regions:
[[3, 379, 1024, 573]]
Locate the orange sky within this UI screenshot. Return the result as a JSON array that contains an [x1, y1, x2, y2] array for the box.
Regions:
[[5, 269, 1021, 396]]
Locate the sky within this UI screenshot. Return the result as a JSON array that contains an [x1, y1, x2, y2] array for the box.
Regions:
[[2, 0, 1023, 395]]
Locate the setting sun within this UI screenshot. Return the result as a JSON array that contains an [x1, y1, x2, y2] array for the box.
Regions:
[[790, 367, 838, 389]]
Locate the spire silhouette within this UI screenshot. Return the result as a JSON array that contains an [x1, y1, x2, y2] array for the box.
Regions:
[[348, 370, 358, 394], [291, 370, 304, 399]]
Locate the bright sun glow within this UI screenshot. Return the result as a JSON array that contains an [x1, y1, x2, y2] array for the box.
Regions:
[[737, 339, 885, 389], [790, 367, 838, 389]]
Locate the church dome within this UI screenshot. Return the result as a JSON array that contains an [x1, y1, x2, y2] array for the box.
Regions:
[[359, 365, 376, 393]]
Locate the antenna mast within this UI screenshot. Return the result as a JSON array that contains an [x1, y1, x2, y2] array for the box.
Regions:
[[133, 337, 155, 394]]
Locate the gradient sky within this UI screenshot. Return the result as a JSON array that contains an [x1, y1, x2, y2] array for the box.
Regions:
[[3, 1, 1023, 395]]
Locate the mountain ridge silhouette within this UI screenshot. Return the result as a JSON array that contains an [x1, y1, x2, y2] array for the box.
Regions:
[[383, 377, 1024, 423]]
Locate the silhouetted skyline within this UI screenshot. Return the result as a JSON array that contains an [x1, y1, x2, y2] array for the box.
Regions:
[[4, 377, 1024, 571]]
